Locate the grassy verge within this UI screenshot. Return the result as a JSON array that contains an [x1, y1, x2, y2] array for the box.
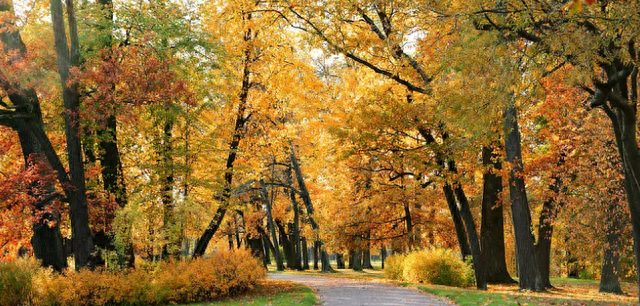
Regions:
[[177, 280, 317, 306], [417, 281, 637, 306]]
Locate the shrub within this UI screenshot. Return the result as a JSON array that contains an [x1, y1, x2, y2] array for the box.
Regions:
[[0, 258, 39, 306], [4, 248, 265, 306], [383, 254, 405, 280], [386, 248, 474, 287]]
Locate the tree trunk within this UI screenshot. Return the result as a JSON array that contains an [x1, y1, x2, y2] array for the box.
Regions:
[[261, 180, 284, 271], [50, 0, 94, 269], [599, 199, 623, 294], [320, 243, 333, 272], [362, 231, 373, 269], [313, 240, 319, 270], [0, 3, 67, 271], [443, 184, 472, 259], [352, 249, 363, 271], [480, 145, 514, 284], [302, 237, 309, 270], [504, 103, 544, 291], [95, 0, 133, 268], [21, 129, 67, 272], [453, 181, 487, 290], [290, 187, 302, 270], [381, 246, 386, 269], [277, 221, 294, 268], [535, 172, 563, 289], [193, 18, 254, 257], [247, 233, 266, 267], [161, 121, 180, 260], [263, 233, 272, 265], [336, 253, 345, 269]]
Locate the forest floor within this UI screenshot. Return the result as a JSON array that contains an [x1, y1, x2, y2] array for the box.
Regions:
[[268, 265, 638, 305]]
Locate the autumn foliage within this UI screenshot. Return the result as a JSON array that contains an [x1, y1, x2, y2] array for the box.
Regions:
[[0, 249, 264, 306]]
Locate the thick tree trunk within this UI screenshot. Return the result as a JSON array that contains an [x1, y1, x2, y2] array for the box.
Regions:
[[599, 199, 623, 294], [247, 233, 266, 267], [263, 233, 272, 265], [302, 237, 309, 270], [535, 173, 562, 289], [504, 103, 544, 291], [352, 249, 363, 271], [443, 184, 472, 259], [20, 128, 67, 271], [277, 221, 294, 268], [480, 145, 514, 284], [362, 231, 373, 269], [381, 246, 386, 269], [0, 5, 67, 271], [320, 243, 333, 272], [453, 181, 487, 290], [313, 240, 319, 270], [336, 253, 345, 269], [50, 0, 94, 269]]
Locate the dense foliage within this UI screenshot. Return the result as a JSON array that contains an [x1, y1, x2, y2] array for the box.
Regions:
[[0, 0, 639, 303]]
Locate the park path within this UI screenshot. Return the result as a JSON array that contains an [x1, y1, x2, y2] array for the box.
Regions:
[[269, 273, 454, 306]]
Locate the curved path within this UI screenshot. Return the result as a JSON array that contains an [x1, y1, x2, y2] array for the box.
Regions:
[[269, 273, 454, 306]]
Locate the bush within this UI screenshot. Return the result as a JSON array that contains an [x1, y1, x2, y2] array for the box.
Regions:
[[4, 248, 265, 306], [385, 248, 474, 287], [383, 254, 405, 280], [0, 258, 40, 306]]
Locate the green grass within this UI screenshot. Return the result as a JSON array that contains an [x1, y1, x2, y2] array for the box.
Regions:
[[176, 283, 317, 306], [417, 284, 636, 306]]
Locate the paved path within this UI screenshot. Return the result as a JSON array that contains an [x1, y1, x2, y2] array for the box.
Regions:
[[269, 273, 453, 306]]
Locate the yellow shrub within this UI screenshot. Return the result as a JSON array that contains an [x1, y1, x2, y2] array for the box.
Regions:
[[383, 254, 405, 280], [400, 248, 474, 287], [6, 248, 265, 306], [0, 258, 40, 306]]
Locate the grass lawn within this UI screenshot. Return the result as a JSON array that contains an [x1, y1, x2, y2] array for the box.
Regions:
[[417, 278, 638, 306], [176, 279, 317, 306]]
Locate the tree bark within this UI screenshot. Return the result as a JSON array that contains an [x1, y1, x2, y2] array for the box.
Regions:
[[504, 103, 544, 291], [480, 145, 514, 284], [50, 0, 94, 269], [535, 172, 563, 288], [381, 246, 386, 269], [161, 121, 180, 260], [320, 242, 334, 272], [352, 249, 363, 271], [302, 236, 309, 270], [453, 180, 487, 290], [263, 233, 272, 265], [443, 184, 472, 259], [362, 231, 373, 269], [313, 240, 319, 270], [336, 253, 345, 269], [261, 180, 284, 271], [599, 199, 623, 294]]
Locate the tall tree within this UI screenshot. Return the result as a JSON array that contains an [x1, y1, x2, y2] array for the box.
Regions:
[[50, 0, 94, 269]]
